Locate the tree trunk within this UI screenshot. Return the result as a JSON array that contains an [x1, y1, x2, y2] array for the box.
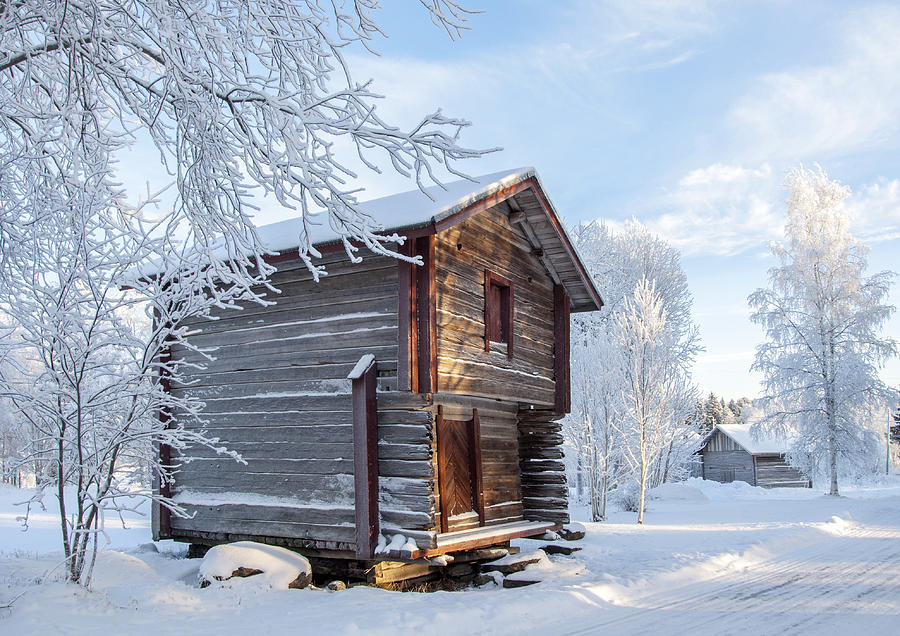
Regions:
[[637, 446, 647, 525]]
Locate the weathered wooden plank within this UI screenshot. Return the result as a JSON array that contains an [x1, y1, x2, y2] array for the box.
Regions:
[[381, 508, 433, 530], [175, 502, 354, 526], [170, 516, 356, 543], [170, 344, 398, 375], [184, 312, 398, 350], [172, 379, 351, 401], [175, 393, 353, 414], [483, 501, 524, 523], [170, 360, 397, 390], [379, 458, 434, 479], [171, 472, 353, 498], [520, 484, 567, 499], [182, 278, 398, 328], [181, 287, 398, 335], [189, 413, 352, 429], [174, 455, 354, 474], [437, 369, 554, 406], [379, 477, 434, 499], [177, 441, 353, 460], [171, 325, 397, 363]]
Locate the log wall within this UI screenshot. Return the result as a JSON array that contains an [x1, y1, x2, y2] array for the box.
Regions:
[[166, 252, 438, 551], [700, 449, 756, 485], [755, 455, 810, 488], [518, 408, 569, 524], [434, 204, 557, 406]]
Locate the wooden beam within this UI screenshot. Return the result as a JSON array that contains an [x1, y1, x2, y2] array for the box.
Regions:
[[433, 180, 535, 234], [436, 405, 450, 534], [397, 241, 415, 392], [553, 285, 571, 415], [415, 235, 437, 393], [351, 356, 379, 559], [152, 308, 173, 541], [470, 409, 486, 526]]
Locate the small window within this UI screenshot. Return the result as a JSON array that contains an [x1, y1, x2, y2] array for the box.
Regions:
[[484, 270, 513, 358]]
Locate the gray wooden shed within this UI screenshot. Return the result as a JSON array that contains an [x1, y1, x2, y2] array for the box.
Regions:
[[698, 424, 810, 489], [151, 168, 603, 565]]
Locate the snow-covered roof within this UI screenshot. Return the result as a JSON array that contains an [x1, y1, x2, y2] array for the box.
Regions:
[[257, 168, 536, 252], [711, 423, 792, 455], [258, 167, 602, 312]]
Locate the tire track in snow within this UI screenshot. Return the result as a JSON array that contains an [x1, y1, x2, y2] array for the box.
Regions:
[[556, 511, 900, 635]]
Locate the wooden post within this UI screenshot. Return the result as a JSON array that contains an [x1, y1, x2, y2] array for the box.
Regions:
[[397, 242, 416, 392], [350, 355, 379, 559], [415, 235, 437, 393], [553, 285, 571, 414], [152, 309, 173, 541], [470, 409, 486, 527]]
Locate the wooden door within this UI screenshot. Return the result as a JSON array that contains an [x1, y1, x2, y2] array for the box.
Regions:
[[436, 406, 485, 533]]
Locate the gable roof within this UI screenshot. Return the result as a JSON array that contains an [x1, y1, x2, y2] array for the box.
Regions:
[[257, 168, 603, 313], [700, 423, 792, 455]]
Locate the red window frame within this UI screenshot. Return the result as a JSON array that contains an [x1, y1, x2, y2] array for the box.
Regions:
[[484, 270, 514, 359]]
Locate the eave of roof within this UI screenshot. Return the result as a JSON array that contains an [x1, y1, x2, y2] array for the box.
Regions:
[[259, 168, 603, 313]]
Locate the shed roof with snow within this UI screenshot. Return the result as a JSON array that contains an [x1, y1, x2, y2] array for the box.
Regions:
[[704, 423, 792, 456]]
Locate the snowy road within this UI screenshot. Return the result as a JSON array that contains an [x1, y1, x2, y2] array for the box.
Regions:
[[558, 506, 900, 635], [4, 480, 900, 635]]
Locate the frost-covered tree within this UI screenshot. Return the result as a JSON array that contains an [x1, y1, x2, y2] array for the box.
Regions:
[[614, 278, 697, 524], [566, 221, 701, 521], [0, 1, 487, 585], [749, 167, 897, 495], [699, 392, 727, 433], [1, 1, 487, 277]]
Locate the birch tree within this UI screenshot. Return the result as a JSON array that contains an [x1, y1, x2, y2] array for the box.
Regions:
[[0, 1, 487, 585], [614, 278, 696, 524], [566, 221, 701, 520], [749, 167, 897, 495]]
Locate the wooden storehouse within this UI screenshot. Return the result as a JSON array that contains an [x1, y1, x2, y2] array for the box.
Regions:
[[152, 168, 603, 565], [697, 424, 810, 488]]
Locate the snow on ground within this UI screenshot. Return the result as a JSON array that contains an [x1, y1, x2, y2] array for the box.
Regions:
[[2, 478, 900, 634]]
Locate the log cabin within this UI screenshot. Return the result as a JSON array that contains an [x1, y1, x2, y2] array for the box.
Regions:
[[152, 168, 603, 567], [697, 424, 810, 488]]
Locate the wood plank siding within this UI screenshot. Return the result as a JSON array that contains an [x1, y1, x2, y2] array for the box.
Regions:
[[159, 177, 587, 556], [434, 203, 557, 406], [162, 252, 439, 551], [755, 455, 809, 488], [429, 200, 569, 530], [699, 429, 809, 488]]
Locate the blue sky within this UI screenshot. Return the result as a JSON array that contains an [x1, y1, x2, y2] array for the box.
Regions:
[[121, 1, 900, 400], [336, 0, 900, 401]]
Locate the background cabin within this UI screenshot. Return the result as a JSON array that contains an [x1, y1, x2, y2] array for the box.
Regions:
[[697, 424, 810, 489], [152, 168, 603, 565]]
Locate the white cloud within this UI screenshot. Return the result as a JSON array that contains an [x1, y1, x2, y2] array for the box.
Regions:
[[728, 6, 900, 161], [633, 162, 783, 257], [844, 177, 900, 243], [627, 161, 900, 258], [560, 0, 723, 73], [679, 163, 772, 188]]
